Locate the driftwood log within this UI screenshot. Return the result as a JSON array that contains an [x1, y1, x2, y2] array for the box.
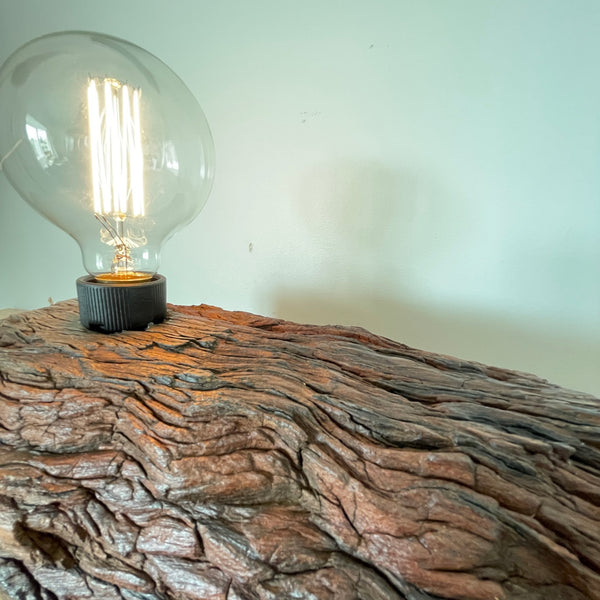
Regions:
[[0, 300, 599, 600]]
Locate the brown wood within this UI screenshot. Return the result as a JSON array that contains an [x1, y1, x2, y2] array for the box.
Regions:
[[0, 300, 598, 600]]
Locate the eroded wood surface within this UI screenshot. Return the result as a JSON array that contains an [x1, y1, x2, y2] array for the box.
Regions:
[[0, 300, 598, 600]]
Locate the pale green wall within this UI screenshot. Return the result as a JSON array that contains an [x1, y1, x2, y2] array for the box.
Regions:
[[1, 0, 599, 395]]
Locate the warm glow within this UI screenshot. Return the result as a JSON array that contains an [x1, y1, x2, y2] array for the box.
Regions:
[[87, 78, 144, 218], [95, 272, 152, 283]]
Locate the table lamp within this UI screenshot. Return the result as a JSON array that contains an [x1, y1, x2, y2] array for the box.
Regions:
[[0, 31, 215, 332]]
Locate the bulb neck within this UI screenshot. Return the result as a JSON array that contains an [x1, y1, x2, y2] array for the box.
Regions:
[[76, 274, 166, 333]]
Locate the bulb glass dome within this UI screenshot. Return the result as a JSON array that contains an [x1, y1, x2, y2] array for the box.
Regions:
[[0, 31, 214, 281]]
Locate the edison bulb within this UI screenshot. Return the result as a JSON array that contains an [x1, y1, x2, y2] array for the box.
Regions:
[[0, 31, 215, 331]]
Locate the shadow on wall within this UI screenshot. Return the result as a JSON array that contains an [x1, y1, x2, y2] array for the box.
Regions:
[[290, 159, 476, 291], [272, 160, 599, 396]]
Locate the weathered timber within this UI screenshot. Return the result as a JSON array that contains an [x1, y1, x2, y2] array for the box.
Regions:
[[0, 300, 599, 600]]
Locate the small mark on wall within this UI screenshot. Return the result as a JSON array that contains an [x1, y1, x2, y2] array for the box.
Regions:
[[367, 42, 390, 52], [300, 111, 321, 124], [248, 242, 253, 253]]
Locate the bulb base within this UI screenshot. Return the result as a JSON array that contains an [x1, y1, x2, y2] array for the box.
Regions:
[[76, 274, 167, 333]]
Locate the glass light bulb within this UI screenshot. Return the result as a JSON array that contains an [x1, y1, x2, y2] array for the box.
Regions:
[[0, 30, 214, 285]]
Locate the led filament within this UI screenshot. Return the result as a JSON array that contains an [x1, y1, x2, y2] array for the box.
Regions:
[[87, 77, 148, 282]]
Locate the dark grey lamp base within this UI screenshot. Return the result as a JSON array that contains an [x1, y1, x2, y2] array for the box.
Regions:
[[76, 274, 166, 333]]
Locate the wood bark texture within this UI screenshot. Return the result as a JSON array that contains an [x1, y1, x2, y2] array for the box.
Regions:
[[0, 300, 598, 600]]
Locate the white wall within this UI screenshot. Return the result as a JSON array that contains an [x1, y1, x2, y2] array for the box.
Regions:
[[0, 0, 599, 395]]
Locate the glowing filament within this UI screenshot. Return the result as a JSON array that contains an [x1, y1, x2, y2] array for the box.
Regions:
[[87, 78, 144, 218]]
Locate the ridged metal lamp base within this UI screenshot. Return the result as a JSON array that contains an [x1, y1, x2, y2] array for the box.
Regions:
[[76, 275, 167, 333]]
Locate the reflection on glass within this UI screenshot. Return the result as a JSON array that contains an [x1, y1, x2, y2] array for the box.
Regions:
[[25, 115, 57, 169]]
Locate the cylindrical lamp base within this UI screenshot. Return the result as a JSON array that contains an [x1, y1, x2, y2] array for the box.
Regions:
[[76, 275, 167, 333]]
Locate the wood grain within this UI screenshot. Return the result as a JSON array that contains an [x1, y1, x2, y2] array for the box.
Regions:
[[0, 300, 598, 599]]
